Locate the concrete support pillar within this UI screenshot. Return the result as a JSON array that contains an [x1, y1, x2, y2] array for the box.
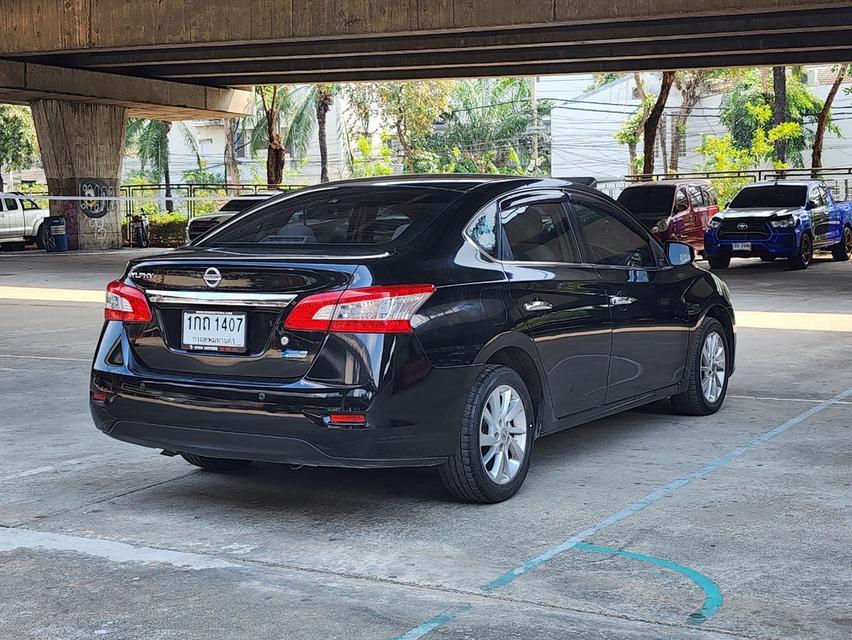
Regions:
[[30, 100, 126, 250]]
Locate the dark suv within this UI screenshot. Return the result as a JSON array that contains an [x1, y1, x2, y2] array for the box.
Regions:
[[91, 176, 735, 503]]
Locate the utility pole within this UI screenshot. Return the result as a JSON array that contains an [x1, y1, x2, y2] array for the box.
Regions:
[[530, 76, 539, 175]]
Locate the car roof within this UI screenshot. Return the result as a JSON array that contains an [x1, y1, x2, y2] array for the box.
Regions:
[[294, 174, 594, 193], [745, 180, 821, 188], [621, 179, 712, 188]]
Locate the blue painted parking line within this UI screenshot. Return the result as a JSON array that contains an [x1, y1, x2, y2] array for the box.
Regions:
[[391, 386, 852, 639], [573, 543, 723, 625], [393, 604, 472, 640]]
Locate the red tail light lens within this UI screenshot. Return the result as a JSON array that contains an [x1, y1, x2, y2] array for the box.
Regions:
[[284, 284, 435, 334], [105, 280, 153, 323]]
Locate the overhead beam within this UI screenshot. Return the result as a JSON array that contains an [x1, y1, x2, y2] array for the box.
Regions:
[[17, 7, 852, 70], [2, 0, 852, 54], [0, 60, 252, 120]]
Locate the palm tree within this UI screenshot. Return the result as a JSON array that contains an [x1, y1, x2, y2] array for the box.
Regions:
[[125, 119, 199, 211], [251, 84, 338, 185], [433, 78, 551, 174]]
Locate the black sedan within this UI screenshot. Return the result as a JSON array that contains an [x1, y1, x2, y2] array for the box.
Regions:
[[91, 176, 735, 503]]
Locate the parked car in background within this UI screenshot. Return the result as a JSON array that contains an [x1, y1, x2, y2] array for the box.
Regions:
[[186, 193, 278, 242], [704, 180, 852, 270], [91, 176, 735, 503], [616, 180, 720, 256], [0, 193, 50, 249]]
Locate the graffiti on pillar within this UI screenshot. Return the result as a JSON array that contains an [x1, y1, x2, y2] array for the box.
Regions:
[[79, 180, 115, 219], [76, 178, 122, 250]]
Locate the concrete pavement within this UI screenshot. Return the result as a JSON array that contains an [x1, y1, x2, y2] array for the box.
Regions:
[[0, 249, 849, 639]]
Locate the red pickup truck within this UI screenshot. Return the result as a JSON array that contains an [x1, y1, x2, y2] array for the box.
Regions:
[[617, 180, 720, 255]]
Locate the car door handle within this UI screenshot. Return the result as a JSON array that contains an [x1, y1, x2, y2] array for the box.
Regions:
[[609, 294, 637, 309], [524, 299, 553, 312]]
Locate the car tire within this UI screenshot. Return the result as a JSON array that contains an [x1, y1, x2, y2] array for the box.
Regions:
[[35, 224, 48, 250], [707, 255, 730, 269], [671, 317, 730, 416], [181, 453, 253, 472], [831, 226, 852, 262], [788, 233, 812, 270], [440, 365, 534, 503]]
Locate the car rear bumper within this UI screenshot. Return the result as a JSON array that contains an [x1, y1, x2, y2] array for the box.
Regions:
[[91, 357, 477, 469]]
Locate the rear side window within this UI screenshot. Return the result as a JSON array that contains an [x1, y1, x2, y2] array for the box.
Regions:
[[201, 186, 463, 247], [571, 200, 656, 268], [703, 188, 718, 206], [501, 201, 580, 263], [466, 205, 498, 257]]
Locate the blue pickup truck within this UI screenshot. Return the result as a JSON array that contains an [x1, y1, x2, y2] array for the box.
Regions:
[[705, 180, 852, 270]]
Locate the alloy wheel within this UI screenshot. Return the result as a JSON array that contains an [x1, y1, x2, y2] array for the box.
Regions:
[[700, 331, 726, 404], [801, 235, 813, 265], [479, 384, 528, 485]]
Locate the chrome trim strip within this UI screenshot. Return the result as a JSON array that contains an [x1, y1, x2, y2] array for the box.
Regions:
[[146, 290, 296, 308]]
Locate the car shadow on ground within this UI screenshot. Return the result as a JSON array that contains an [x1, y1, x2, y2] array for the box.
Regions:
[[136, 401, 687, 513]]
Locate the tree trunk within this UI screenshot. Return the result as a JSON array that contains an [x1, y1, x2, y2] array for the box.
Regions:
[[627, 142, 637, 175], [0, 167, 5, 192], [267, 134, 285, 185], [811, 64, 848, 176], [163, 161, 173, 213], [658, 116, 669, 175], [163, 121, 173, 212], [316, 92, 331, 183], [642, 71, 675, 178], [670, 75, 700, 173], [224, 118, 241, 186], [772, 66, 788, 163]]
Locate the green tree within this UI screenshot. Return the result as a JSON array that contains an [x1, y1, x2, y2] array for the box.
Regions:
[[697, 103, 802, 203], [376, 80, 454, 172], [642, 70, 676, 177], [720, 69, 825, 167], [125, 119, 199, 212], [614, 74, 653, 175], [251, 85, 326, 185], [425, 78, 551, 175], [0, 105, 37, 191]]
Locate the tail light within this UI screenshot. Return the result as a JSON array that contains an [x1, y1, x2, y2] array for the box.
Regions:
[[105, 280, 153, 323], [284, 284, 435, 334]]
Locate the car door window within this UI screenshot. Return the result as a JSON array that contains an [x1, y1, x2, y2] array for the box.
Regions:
[[674, 189, 689, 214], [703, 187, 718, 207], [3, 198, 17, 211], [571, 199, 657, 268], [687, 185, 705, 208], [809, 187, 825, 207], [501, 201, 579, 263]]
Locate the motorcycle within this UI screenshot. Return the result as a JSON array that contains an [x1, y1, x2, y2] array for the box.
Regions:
[[129, 209, 151, 248]]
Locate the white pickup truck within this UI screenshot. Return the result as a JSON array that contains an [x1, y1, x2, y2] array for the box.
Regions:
[[0, 192, 50, 249]]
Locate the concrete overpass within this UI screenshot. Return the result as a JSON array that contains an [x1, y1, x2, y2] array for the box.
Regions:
[[1, 0, 851, 248]]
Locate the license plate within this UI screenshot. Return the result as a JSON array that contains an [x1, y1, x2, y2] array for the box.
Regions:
[[732, 242, 751, 251], [182, 310, 246, 353]]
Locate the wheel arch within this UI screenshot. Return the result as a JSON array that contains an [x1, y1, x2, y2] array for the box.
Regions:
[[474, 332, 553, 434]]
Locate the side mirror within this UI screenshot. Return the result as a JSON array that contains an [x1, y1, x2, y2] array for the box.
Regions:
[[675, 201, 689, 213], [807, 199, 818, 210], [666, 241, 694, 266]]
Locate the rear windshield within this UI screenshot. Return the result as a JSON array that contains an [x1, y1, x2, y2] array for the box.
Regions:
[[730, 185, 806, 209], [617, 186, 675, 216], [200, 186, 463, 247]]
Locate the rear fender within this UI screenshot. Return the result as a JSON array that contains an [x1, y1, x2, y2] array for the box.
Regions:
[[473, 331, 557, 434]]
